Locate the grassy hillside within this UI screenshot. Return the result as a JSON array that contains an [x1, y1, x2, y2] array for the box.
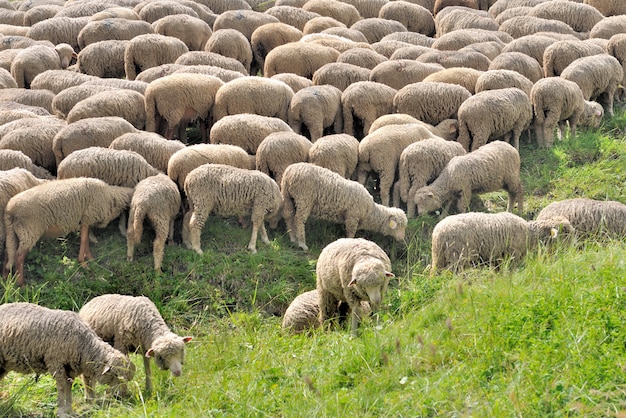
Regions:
[[2, 109, 626, 417]]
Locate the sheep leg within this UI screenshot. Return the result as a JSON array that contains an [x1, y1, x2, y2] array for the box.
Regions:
[[309, 123, 323, 143], [456, 189, 471, 213], [318, 290, 339, 330], [379, 171, 394, 207], [15, 250, 27, 287], [247, 222, 259, 253], [543, 111, 559, 147], [83, 374, 96, 402], [292, 198, 312, 251], [143, 356, 153, 395], [78, 224, 93, 265], [344, 218, 359, 239], [407, 185, 417, 218], [188, 207, 210, 255], [152, 223, 169, 272], [350, 304, 362, 337], [259, 223, 270, 244], [54, 371, 74, 418]]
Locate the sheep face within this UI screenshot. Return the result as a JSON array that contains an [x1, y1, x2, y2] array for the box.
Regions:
[[99, 351, 136, 388], [528, 216, 574, 246], [580, 101, 604, 129], [348, 259, 394, 310], [414, 187, 443, 216], [380, 209, 408, 241], [146, 335, 192, 377]]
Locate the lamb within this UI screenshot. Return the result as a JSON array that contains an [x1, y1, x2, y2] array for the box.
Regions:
[[530, 77, 604, 148], [288, 84, 342, 142], [396, 137, 467, 218], [78, 294, 192, 395], [255, 131, 312, 185], [430, 211, 574, 272], [542, 40, 606, 77], [10, 43, 76, 89], [393, 81, 472, 126], [182, 163, 282, 254], [413, 141, 523, 216], [124, 33, 189, 81], [144, 73, 224, 142], [208, 113, 292, 155], [308, 133, 359, 179], [0, 302, 136, 418], [52, 116, 138, 166], [66, 88, 146, 130], [341, 80, 398, 140], [560, 53, 624, 116], [536, 198, 626, 239], [281, 162, 408, 251], [316, 237, 393, 336], [109, 131, 186, 174], [0, 149, 54, 179], [4, 177, 133, 286]]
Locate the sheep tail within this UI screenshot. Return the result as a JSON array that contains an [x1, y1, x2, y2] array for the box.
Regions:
[[128, 204, 146, 246]]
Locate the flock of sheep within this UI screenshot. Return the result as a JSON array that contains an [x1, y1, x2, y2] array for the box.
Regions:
[[3, 0, 626, 415]]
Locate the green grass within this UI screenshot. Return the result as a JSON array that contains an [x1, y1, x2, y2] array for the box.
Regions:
[[2, 108, 626, 417]]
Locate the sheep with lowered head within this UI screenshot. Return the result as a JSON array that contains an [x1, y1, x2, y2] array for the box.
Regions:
[[209, 113, 293, 155], [0, 302, 136, 418], [66, 88, 147, 130], [413, 140, 523, 216], [124, 33, 189, 81], [255, 131, 312, 186], [109, 131, 186, 174], [430, 211, 574, 272], [316, 237, 394, 336], [281, 162, 408, 251], [79, 293, 192, 395], [183, 163, 283, 254], [4, 177, 133, 286], [288, 84, 343, 142], [10, 43, 76, 88], [393, 81, 472, 126], [0, 149, 54, 179], [308, 133, 359, 179], [342, 80, 397, 140]]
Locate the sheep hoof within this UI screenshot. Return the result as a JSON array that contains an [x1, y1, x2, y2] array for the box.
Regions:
[[194, 248, 203, 256]]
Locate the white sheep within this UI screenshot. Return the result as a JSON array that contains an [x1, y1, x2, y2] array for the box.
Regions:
[[109, 131, 186, 174], [255, 131, 312, 186], [0, 302, 136, 418], [281, 162, 408, 251], [66, 88, 147, 130], [51, 84, 120, 119], [431, 211, 574, 272], [10, 43, 76, 88], [209, 113, 293, 155], [0, 149, 54, 180], [341, 80, 398, 140], [288, 84, 343, 142], [316, 237, 394, 336], [78, 294, 192, 395], [308, 133, 359, 179], [123, 33, 189, 81], [413, 140, 524, 216], [182, 163, 283, 254]]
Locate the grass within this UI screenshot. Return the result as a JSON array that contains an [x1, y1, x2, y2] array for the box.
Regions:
[[2, 107, 626, 417]]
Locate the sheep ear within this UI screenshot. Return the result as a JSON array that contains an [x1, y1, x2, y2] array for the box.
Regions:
[[385, 271, 395, 278], [183, 336, 193, 343], [145, 348, 154, 358], [389, 219, 397, 229], [550, 228, 558, 239], [595, 108, 603, 116], [450, 122, 458, 133], [348, 277, 357, 287], [102, 365, 111, 375], [427, 192, 434, 198]]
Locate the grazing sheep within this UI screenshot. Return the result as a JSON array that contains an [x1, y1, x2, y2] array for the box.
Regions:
[[459, 40, 505, 61], [487, 51, 543, 84], [212, 9, 279, 41], [255, 131, 312, 185], [434, 6, 498, 37], [560, 53, 624, 116], [500, 33, 558, 66], [536, 198, 626, 239], [308, 133, 359, 179], [0, 149, 54, 179], [434, 0, 479, 15], [109, 131, 186, 174], [271, 73, 312, 93], [316, 237, 393, 336], [0, 88, 55, 113], [531, 77, 604, 148], [417, 49, 492, 72], [51, 84, 119, 119], [82, 77, 148, 95], [4, 177, 133, 285], [0, 67, 16, 89], [288, 84, 342, 142], [124, 33, 189, 81], [76, 39, 128, 79], [52, 116, 138, 166], [173, 65, 246, 83], [422, 67, 484, 94], [311, 62, 371, 92], [204, 28, 252, 75], [302, 0, 361, 27], [543, 40, 605, 78], [336, 47, 387, 70], [153, 14, 212, 52], [26, 16, 89, 52], [66, 89, 146, 129], [167, 143, 255, 190], [183, 164, 282, 254], [264, 5, 320, 32], [431, 28, 512, 51], [89, 6, 141, 21], [281, 162, 408, 251], [397, 137, 467, 218], [380, 2, 434, 36], [250, 21, 303, 75], [584, 0, 626, 17], [135, 1, 199, 24], [430, 211, 573, 272], [0, 302, 135, 417], [350, 18, 408, 44], [369, 60, 444, 91], [126, 173, 181, 271], [529, 0, 603, 33], [474, 69, 534, 97], [144, 73, 224, 142], [457, 87, 533, 151], [393, 81, 472, 126], [10, 43, 76, 89], [499, 15, 584, 40], [263, 41, 340, 78], [79, 294, 192, 395], [77, 18, 154, 49], [488, 0, 548, 17], [209, 113, 293, 155], [413, 141, 523, 216], [29, 69, 96, 94], [341, 80, 397, 140], [174, 51, 248, 75]]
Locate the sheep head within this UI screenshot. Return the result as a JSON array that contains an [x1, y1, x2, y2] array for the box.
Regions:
[[348, 258, 394, 310], [528, 216, 574, 247], [414, 186, 444, 215], [146, 334, 193, 377], [580, 101, 604, 128]]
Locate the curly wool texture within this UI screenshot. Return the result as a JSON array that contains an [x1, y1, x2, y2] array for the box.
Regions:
[[397, 137, 467, 218], [23, 5, 64, 26], [174, 51, 248, 75], [316, 237, 392, 336], [205, 29, 252, 74], [488, 0, 547, 17], [311, 62, 370, 92], [110, 131, 186, 174], [209, 113, 292, 155], [10, 44, 75, 88], [434, 7, 498, 37], [394, 81, 472, 126], [431, 28, 512, 51], [336, 48, 386, 70], [0, 88, 55, 113], [431, 211, 573, 271], [263, 41, 340, 78], [77, 39, 129, 79], [183, 164, 282, 254], [213, 10, 278, 41], [475, 69, 534, 97], [30, 69, 97, 95], [369, 60, 443, 91], [281, 162, 408, 251], [288, 85, 342, 142], [342, 81, 397, 139], [124, 33, 189, 81], [499, 15, 583, 39], [57, 147, 159, 188], [308, 133, 359, 179], [167, 143, 255, 189], [82, 77, 148, 94], [77, 18, 154, 50], [536, 198, 626, 239], [255, 131, 312, 185], [301, 0, 361, 27], [264, 6, 320, 32], [282, 289, 322, 333], [529, 0, 603, 33], [499, 34, 557, 64], [422, 67, 484, 94], [173, 65, 245, 83], [26, 16, 89, 51], [413, 141, 523, 215], [379, 2, 434, 35], [250, 21, 303, 74], [542, 40, 605, 78], [51, 85, 118, 119], [459, 40, 505, 61], [350, 18, 408, 44], [52, 116, 137, 166], [271, 73, 312, 93], [0, 302, 135, 418], [66, 89, 146, 129], [0, 149, 54, 179], [584, 0, 626, 17], [79, 294, 190, 394], [433, 0, 478, 15]]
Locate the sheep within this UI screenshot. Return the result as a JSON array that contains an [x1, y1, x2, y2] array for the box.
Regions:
[[204, 28, 252, 75], [174, 51, 248, 75], [167, 143, 255, 190], [393, 81, 472, 126], [583, 0, 626, 17], [413, 141, 523, 216], [82, 77, 148, 95], [78, 294, 192, 395], [396, 137, 467, 218], [201, 0, 251, 14], [271, 73, 312, 93], [22, 4, 64, 25], [152, 14, 212, 52], [0, 88, 55, 113], [434, 0, 479, 15], [459, 40, 505, 61], [4, 177, 133, 285], [422, 67, 484, 94], [430, 28, 512, 51], [287, 85, 342, 142], [264, 5, 320, 32], [542, 40, 605, 78], [341, 80, 398, 140], [487, 51, 543, 84], [530, 77, 604, 148], [336, 48, 387, 70], [76, 39, 128, 79], [311, 62, 371, 92], [536, 198, 626, 239], [126, 173, 181, 272], [89, 6, 141, 21], [255, 131, 312, 185], [416, 49, 492, 72], [57, 147, 160, 188], [173, 65, 246, 83], [316, 237, 393, 336], [320, 27, 369, 43], [51, 84, 119, 119], [474, 69, 534, 97], [212, 9, 279, 41], [434, 6, 498, 37], [0, 149, 54, 179], [209, 113, 293, 155], [589, 15, 626, 40], [350, 18, 407, 44], [182, 163, 282, 254], [499, 15, 584, 40], [430, 211, 574, 272], [250, 21, 303, 76], [302, 0, 361, 27], [135, 0, 198, 24], [488, 0, 548, 17], [77, 18, 154, 49], [9, 43, 75, 89], [109, 131, 186, 174], [66, 88, 146, 129], [303, 15, 347, 35], [0, 302, 136, 417], [499, 33, 559, 66], [368, 114, 459, 140], [281, 162, 408, 251], [368, 60, 444, 91], [263, 41, 340, 78], [144, 73, 224, 142], [308, 133, 359, 179], [124, 33, 189, 81], [529, 0, 603, 33], [29, 69, 97, 95], [457, 87, 533, 152], [379, 1, 434, 36], [26, 16, 90, 52]]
